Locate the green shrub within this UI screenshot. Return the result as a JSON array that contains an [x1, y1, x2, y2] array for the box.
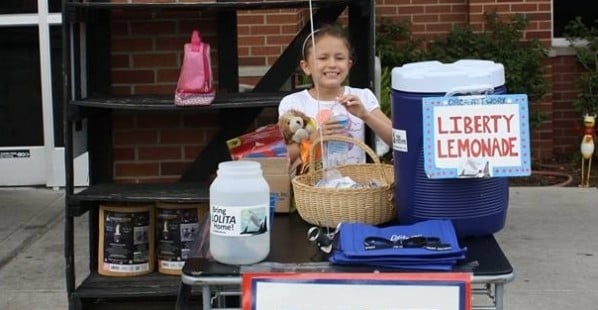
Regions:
[[564, 17, 598, 115], [376, 12, 549, 126]]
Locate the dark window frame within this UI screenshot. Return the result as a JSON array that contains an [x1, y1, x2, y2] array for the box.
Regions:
[[553, 0, 597, 39]]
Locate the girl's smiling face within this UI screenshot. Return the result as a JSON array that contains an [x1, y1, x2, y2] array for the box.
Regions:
[[301, 34, 352, 92]]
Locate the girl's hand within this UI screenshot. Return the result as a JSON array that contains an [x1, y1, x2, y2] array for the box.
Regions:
[[323, 118, 348, 136], [336, 94, 369, 120], [310, 118, 347, 139]]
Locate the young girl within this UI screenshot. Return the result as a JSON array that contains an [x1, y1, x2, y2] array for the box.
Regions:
[[278, 24, 392, 166]]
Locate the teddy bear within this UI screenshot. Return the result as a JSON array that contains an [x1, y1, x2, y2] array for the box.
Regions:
[[278, 109, 317, 144]]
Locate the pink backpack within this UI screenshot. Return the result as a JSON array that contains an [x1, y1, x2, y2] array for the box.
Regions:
[[174, 30, 215, 106]]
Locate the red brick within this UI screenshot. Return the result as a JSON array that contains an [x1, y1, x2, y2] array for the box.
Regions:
[[413, 15, 439, 23], [184, 145, 203, 160], [396, 5, 424, 15], [281, 24, 302, 34], [111, 54, 130, 68], [238, 14, 266, 24], [161, 161, 192, 176], [130, 21, 177, 35], [112, 38, 154, 53], [115, 162, 160, 177], [525, 12, 551, 22], [112, 69, 155, 84], [182, 113, 219, 128], [110, 21, 129, 36], [413, 0, 439, 4], [239, 57, 266, 66], [510, 3, 538, 12], [266, 14, 299, 25], [426, 23, 453, 33], [251, 46, 282, 56], [133, 0, 177, 4], [157, 68, 180, 83], [112, 114, 136, 128], [137, 114, 181, 129], [239, 36, 266, 46], [525, 30, 551, 40], [133, 54, 178, 68], [160, 129, 205, 144], [156, 37, 185, 52], [250, 25, 282, 35], [113, 130, 159, 145], [135, 176, 181, 184], [440, 14, 467, 23], [425, 5, 453, 14], [237, 25, 251, 36], [266, 35, 295, 46], [178, 20, 217, 35], [138, 146, 182, 160], [113, 147, 136, 161], [134, 84, 176, 95]]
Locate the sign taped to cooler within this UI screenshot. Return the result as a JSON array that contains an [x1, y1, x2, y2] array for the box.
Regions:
[[422, 94, 531, 179]]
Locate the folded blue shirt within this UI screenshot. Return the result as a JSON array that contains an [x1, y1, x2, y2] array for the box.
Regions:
[[329, 220, 467, 270]]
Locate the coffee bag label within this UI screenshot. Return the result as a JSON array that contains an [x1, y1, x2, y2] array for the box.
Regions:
[[102, 210, 151, 272], [157, 208, 200, 263]]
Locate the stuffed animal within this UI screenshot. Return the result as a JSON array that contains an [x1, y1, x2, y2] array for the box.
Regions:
[[278, 109, 317, 144]]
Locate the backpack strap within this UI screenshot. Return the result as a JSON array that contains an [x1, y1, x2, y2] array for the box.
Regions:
[[191, 30, 201, 52]]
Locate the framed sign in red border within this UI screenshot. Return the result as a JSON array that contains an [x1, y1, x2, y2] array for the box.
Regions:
[[242, 272, 472, 310]]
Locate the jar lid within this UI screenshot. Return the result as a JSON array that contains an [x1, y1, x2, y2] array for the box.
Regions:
[[217, 160, 262, 176], [391, 59, 505, 93]]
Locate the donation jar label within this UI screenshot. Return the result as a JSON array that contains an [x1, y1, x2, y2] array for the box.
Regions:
[[210, 204, 269, 237]]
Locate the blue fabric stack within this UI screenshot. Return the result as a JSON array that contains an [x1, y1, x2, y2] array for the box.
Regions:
[[330, 220, 467, 270]]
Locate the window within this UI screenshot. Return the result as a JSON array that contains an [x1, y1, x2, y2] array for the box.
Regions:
[[0, 1, 61, 14], [49, 0, 61, 13], [552, 0, 597, 46], [0, 27, 44, 146], [0, 1, 37, 14]]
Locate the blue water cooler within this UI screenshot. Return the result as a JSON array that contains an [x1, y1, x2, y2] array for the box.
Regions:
[[392, 60, 509, 238]]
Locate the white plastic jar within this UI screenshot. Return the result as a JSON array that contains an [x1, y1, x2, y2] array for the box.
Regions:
[[209, 160, 270, 265]]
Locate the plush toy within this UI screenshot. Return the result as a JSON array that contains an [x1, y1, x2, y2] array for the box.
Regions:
[[278, 109, 317, 144]]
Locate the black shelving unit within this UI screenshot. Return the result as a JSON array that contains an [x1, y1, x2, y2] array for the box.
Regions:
[[63, 0, 374, 308]]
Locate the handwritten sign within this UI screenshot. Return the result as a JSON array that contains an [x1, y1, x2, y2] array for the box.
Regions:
[[242, 272, 472, 310], [422, 94, 531, 179]]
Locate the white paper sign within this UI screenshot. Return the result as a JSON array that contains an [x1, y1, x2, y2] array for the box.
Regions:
[[422, 94, 531, 179], [242, 272, 471, 310]]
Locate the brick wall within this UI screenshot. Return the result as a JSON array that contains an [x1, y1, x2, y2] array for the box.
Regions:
[[552, 55, 585, 158], [108, 1, 584, 182], [237, 9, 305, 85], [376, 0, 582, 161], [108, 8, 299, 183]]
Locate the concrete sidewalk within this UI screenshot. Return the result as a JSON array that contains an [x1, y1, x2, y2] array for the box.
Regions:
[[0, 186, 597, 309], [0, 187, 89, 310]]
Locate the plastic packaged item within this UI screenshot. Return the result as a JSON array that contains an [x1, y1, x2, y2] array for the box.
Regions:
[[209, 160, 270, 265], [324, 106, 350, 168]]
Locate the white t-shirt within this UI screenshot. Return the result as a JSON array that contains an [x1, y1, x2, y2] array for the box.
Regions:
[[278, 86, 380, 165]]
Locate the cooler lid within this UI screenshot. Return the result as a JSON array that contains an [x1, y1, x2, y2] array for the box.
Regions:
[[391, 59, 505, 93]]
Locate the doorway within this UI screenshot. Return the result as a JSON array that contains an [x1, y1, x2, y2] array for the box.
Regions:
[[0, 0, 87, 187]]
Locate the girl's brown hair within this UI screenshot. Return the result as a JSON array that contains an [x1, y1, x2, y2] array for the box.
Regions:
[[301, 24, 354, 60]]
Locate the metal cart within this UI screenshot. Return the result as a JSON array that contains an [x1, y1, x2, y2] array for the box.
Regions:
[[177, 213, 514, 310]]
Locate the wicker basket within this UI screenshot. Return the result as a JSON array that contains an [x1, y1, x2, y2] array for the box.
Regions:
[[292, 135, 396, 228]]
